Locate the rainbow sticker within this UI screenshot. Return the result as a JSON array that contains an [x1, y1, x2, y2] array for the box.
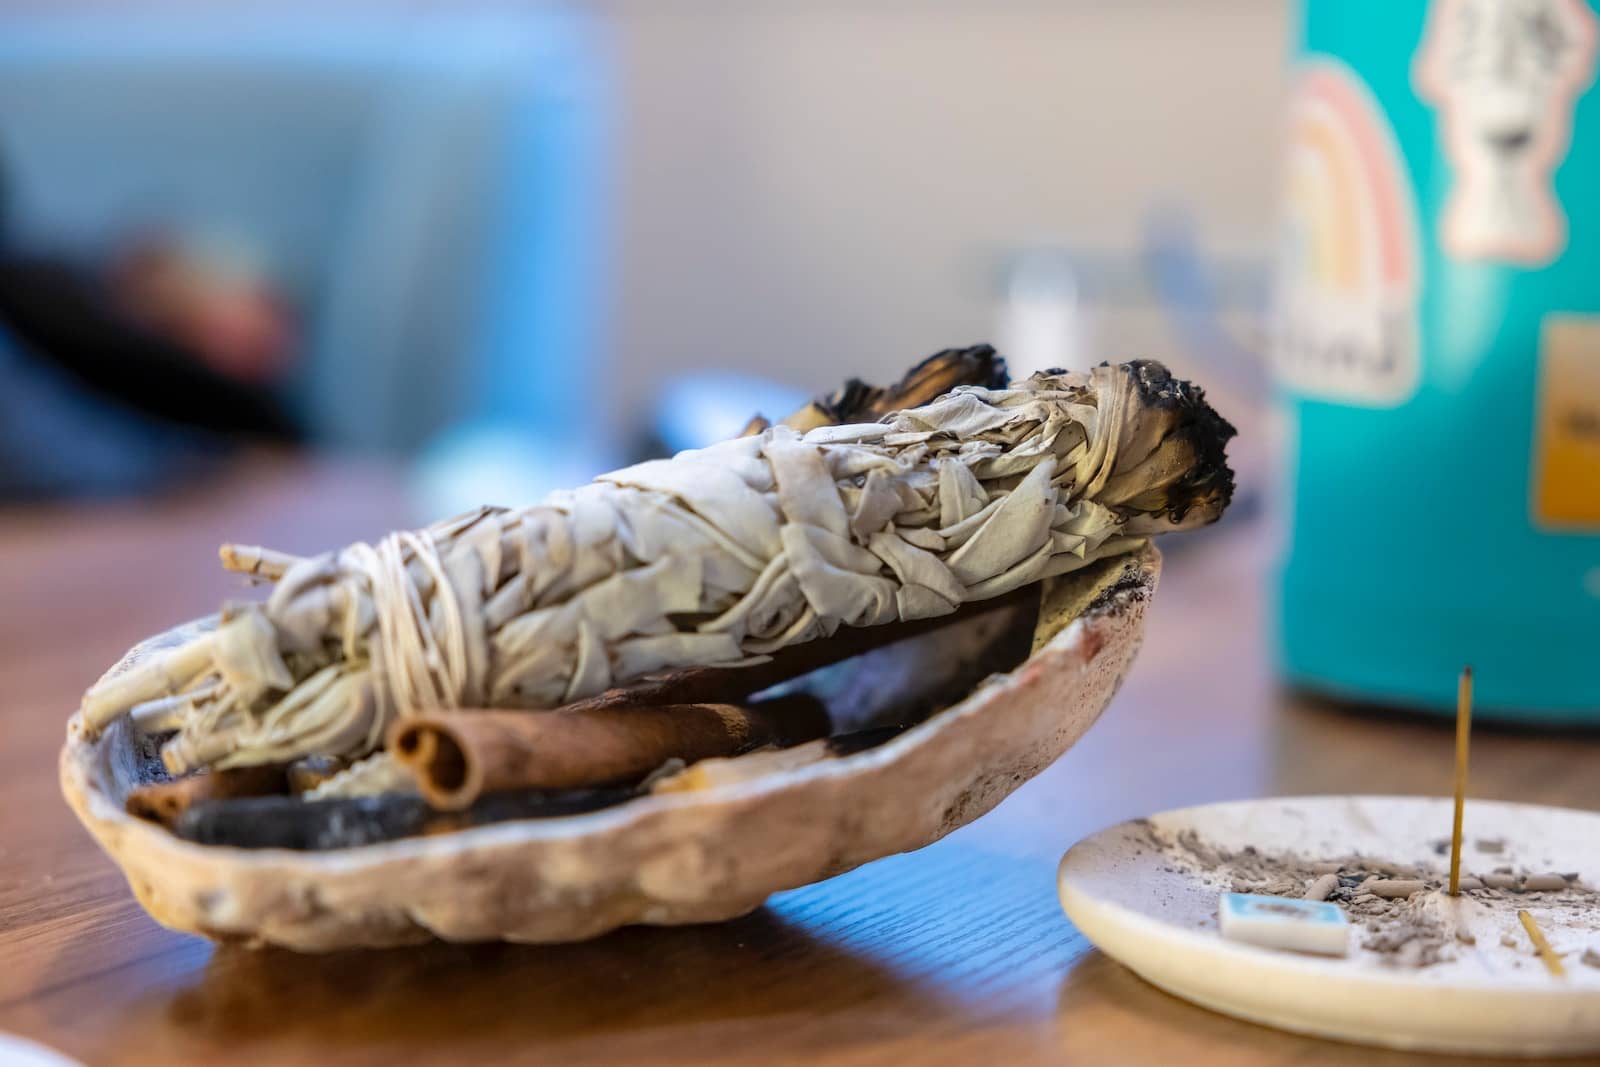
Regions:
[[1276, 58, 1421, 406]]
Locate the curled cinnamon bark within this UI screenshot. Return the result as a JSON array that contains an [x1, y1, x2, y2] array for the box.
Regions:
[[392, 695, 829, 811]]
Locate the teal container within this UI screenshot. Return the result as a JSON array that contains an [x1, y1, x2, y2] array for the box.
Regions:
[[1276, 0, 1600, 722]]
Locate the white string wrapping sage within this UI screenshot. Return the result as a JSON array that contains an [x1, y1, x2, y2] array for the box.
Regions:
[[81, 362, 1232, 774]]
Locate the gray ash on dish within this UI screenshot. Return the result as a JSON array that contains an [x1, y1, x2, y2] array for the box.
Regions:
[[1136, 821, 1600, 969]]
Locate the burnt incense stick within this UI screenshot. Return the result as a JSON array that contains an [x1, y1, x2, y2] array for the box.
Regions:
[[1519, 910, 1566, 977], [1449, 666, 1473, 896]]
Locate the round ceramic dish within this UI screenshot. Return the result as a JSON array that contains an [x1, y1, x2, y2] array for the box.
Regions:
[[1059, 795, 1600, 1056]]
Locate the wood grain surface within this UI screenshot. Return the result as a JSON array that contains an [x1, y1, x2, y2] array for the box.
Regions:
[[1, 455, 1596, 1066]]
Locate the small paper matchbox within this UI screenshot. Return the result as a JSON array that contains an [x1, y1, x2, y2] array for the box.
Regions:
[[1218, 892, 1349, 957]]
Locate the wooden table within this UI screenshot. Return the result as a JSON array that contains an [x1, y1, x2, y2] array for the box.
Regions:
[[2, 457, 1596, 1067]]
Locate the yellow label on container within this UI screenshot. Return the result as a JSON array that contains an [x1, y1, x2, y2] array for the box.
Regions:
[[1532, 315, 1600, 529]]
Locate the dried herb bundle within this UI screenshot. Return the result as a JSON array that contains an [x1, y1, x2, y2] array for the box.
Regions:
[[81, 358, 1233, 777]]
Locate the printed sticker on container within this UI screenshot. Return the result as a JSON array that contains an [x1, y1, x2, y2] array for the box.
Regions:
[[1531, 314, 1600, 529], [1275, 58, 1422, 407], [1416, 0, 1598, 266]]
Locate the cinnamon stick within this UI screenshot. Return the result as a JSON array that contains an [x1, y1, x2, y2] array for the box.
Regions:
[[125, 764, 288, 828], [391, 695, 830, 811]]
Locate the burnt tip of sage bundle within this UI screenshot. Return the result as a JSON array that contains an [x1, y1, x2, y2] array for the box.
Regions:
[[1134, 358, 1236, 504], [1099, 358, 1237, 531]]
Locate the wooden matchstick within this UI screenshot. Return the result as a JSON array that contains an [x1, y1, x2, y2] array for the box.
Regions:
[[1519, 909, 1566, 977], [1449, 666, 1473, 896]]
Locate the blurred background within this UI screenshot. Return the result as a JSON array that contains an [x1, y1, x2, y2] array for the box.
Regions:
[[0, 0, 1281, 516]]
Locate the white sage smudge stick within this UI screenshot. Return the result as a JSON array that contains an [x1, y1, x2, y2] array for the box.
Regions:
[[80, 360, 1234, 774]]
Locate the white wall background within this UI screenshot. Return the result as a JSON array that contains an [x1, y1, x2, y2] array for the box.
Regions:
[[604, 0, 1288, 430]]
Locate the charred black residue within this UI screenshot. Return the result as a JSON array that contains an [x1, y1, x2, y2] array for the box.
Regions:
[[812, 344, 1009, 423], [815, 378, 879, 424], [902, 343, 1009, 392], [1083, 559, 1152, 618], [1125, 359, 1237, 524]]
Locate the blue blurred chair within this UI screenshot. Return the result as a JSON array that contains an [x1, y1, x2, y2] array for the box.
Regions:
[[0, 13, 609, 460]]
